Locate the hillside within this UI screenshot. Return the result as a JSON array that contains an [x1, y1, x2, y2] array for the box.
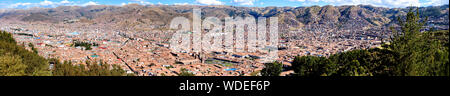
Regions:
[[0, 5, 448, 33]]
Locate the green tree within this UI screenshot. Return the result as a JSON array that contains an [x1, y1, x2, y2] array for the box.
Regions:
[[389, 8, 449, 76], [345, 60, 371, 76], [0, 31, 51, 76], [51, 58, 127, 76], [261, 62, 283, 76], [72, 41, 95, 50], [0, 55, 27, 76], [292, 56, 336, 76], [0, 31, 16, 44]]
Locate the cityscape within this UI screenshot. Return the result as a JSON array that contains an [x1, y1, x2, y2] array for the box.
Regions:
[[0, 0, 448, 76]]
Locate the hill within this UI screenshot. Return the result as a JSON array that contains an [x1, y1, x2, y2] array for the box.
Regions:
[[0, 5, 448, 33]]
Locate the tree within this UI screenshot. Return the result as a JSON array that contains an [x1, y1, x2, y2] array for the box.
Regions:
[[261, 62, 283, 76], [0, 31, 16, 44], [292, 56, 335, 76], [72, 41, 95, 50], [1, 30, 127, 76], [29, 43, 38, 54], [0, 55, 27, 76], [50, 58, 127, 76], [178, 68, 195, 76], [346, 60, 371, 76], [290, 8, 448, 76], [0, 31, 51, 76], [388, 8, 449, 76]]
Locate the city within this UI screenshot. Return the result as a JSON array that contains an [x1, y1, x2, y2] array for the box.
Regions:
[[0, 1, 448, 76]]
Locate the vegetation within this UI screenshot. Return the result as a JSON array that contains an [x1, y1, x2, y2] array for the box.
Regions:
[[0, 55, 28, 76], [72, 41, 98, 50], [178, 68, 195, 76], [387, 8, 449, 76], [290, 49, 397, 76], [250, 70, 261, 76], [261, 62, 283, 76], [292, 56, 337, 76], [420, 7, 443, 18], [0, 30, 51, 76], [29, 43, 39, 54], [165, 65, 174, 69], [287, 8, 449, 76], [50, 59, 127, 76], [1, 30, 127, 76]]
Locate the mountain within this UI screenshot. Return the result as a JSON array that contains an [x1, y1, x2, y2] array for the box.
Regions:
[[0, 4, 448, 33]]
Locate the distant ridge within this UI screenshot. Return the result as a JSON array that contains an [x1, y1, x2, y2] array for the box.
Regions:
[[0, 4, 447, 32]]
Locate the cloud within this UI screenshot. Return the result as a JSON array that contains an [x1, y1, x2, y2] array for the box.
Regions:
[[10, 3, 33, 9], [60, 0, 72, 4], [9, 0, 76, 9], [422, 0, 449, 6], [139, 1, 153, 5], [82, 1, 99, 6], [40, 0, 54, 6], [290, 0, 449, 8], [232, 0, 256, 5], [121, 3, 127, 6], [5, 0, 448, 9], [122, 0, 153, 5], [174, 3, 191, 5], [196, 0, 224, 5]]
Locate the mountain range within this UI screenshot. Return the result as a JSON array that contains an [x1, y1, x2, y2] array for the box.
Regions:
[[0, 4, 448, 32]]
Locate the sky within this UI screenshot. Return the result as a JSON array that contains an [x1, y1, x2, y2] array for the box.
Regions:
[[0, 0, 448, 9]]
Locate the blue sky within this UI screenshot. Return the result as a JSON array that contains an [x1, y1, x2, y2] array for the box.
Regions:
[[0, 0, 448, 9]]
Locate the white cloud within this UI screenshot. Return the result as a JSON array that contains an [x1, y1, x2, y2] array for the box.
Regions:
[[291, 0, 429, 8], [174, 3, 190, 5], [122, 0, 152, 5], [196, 0, 224, 5], [10, 3, 33, 8], [233, 0, 256, 5], [40, 0, 54, 6], [60, 0, 72, 4], [9, 0, 76, 9], [422, 0, 449, 6], [82, 1, 99, 6], [140, 1, 153, 5]]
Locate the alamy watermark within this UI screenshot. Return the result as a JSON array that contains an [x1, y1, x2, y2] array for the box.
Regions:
[[169, 8, 279, 62]]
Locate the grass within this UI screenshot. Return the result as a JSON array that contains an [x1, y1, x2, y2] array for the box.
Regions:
[[205, 59, 236, 67]]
